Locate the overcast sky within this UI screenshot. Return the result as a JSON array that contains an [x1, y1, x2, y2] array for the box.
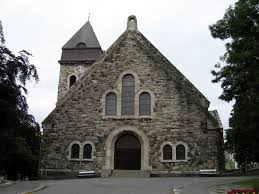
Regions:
[[1, 0, 236, 129]]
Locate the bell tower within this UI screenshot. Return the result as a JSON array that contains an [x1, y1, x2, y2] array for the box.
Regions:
[[57, 21, 102, 101]]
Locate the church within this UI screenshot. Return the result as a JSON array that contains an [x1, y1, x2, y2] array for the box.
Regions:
[[40, 16, 224, 178]]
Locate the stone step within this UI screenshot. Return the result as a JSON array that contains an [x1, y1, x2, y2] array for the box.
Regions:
[[111, 170, 149, 178]]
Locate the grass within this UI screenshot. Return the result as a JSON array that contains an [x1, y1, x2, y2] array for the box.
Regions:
[[209, 178, 259, 194], [234, 178, 259, 190]]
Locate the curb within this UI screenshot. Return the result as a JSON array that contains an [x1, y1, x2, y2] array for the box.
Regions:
[[171, 188, 182, 194], [18, 185, 46, 194], [170, 188, 182, 194], [0, 181, 14, 187]]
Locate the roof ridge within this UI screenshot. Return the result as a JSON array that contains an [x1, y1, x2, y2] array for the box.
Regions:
[[129, 30, 210, 108], [209, 110, 223, 129]]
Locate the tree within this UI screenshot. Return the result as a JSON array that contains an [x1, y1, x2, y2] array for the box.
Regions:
[[209, 0, 259, 165], [0, 21, 41, 179]]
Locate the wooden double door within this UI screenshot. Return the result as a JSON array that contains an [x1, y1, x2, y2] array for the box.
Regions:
[[114, 134, 141, 170]]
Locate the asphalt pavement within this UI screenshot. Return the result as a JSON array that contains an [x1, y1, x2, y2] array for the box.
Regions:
[[0, 176, 255, 194]]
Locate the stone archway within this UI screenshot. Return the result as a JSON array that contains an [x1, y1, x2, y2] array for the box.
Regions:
[[114, 134, 141, 170], [102, 126, 151, 176]]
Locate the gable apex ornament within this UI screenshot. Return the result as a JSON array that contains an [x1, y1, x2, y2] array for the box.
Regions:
[[127, 15, 138, 31]]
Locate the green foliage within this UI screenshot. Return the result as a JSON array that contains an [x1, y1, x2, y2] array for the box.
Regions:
[[234, 178, 259, 190], [0, 21, 41, 180], [225, 159, 236, 170], [209, 0, 259, 165]]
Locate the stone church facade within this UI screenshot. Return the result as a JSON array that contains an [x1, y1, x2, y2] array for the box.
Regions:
[[40, 16, 224, 178]]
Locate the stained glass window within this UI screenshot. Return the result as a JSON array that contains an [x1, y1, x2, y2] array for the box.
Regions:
[[163, 144, 172, 160], [83, 144, 92, 159], [139, 92, 151, 115], [176, 145, 185, 160], [122, 74, 135, 115], [105, 93, 117, 116], [71, 144, 80, 158]]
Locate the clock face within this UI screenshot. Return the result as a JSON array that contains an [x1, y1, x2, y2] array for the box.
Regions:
[[75, 65, 84, 74]]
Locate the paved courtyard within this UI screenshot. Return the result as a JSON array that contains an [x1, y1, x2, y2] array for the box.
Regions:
[[0, 176, 256, 194]]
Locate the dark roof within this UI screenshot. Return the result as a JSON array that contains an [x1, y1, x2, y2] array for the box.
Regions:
[[60, 49, 102, 64], [60, 21, 102, 63], [62, 21, 101, 49]]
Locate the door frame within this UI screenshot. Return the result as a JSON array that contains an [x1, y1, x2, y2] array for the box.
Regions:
[[114, 134, 141, 170], [103, 126, 151, 171]]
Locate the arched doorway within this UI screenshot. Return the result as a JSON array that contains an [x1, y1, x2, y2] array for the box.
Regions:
[[114, 134, 141, 170]]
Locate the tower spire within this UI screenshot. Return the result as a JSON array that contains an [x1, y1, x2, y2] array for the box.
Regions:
[[88, 12, 91, 21], [62, 21, 101, 49]]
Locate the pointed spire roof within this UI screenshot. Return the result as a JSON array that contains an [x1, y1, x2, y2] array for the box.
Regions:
[[60, 21, 102, 64], [62, 21, 101, 49]]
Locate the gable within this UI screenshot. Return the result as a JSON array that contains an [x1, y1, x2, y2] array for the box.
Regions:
[[43, 19, 210, 124], [130, 31, 210, 108]]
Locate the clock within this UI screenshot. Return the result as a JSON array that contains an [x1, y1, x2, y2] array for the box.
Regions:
[[75, 65, 84, 74]]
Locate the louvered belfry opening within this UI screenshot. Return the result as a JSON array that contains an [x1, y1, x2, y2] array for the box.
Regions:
[[59, 21, 102, 65]]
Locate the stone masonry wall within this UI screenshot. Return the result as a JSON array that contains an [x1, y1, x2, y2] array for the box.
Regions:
[[41, 31, 222, 176], [57, 64, 91, 101]]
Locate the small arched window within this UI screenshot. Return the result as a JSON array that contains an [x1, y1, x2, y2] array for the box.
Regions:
[[139, 92, 151, 115], [69, 75, 77, 87], [83, 144, 92, 159], [163, 144, 172, 160], [105, 93, 117, 116], [71, 144, 80, 159], [122, 74, 135, 115], [176, 145, 186, 160], [76, 42, 86, 48]]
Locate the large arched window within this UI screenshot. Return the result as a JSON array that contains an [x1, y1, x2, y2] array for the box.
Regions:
[[121, 74, 135, 115], [163, 144, 172, 160], [105, 93, 117, 116], [69, 75, 77, 87], [139, 92, 151, 115], [176, 144, 186, 160], [83, 144, 92, 159], [71, 144, 80, 159]]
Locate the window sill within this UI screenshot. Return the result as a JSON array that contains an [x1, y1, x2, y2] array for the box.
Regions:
[[102, 115, 153, 120], [174, 159, 188, 163], [81, 159, 93, 161], [160, 159, 188, 163], [160, 159, 174, 163], [68, 158, 93, 162]]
